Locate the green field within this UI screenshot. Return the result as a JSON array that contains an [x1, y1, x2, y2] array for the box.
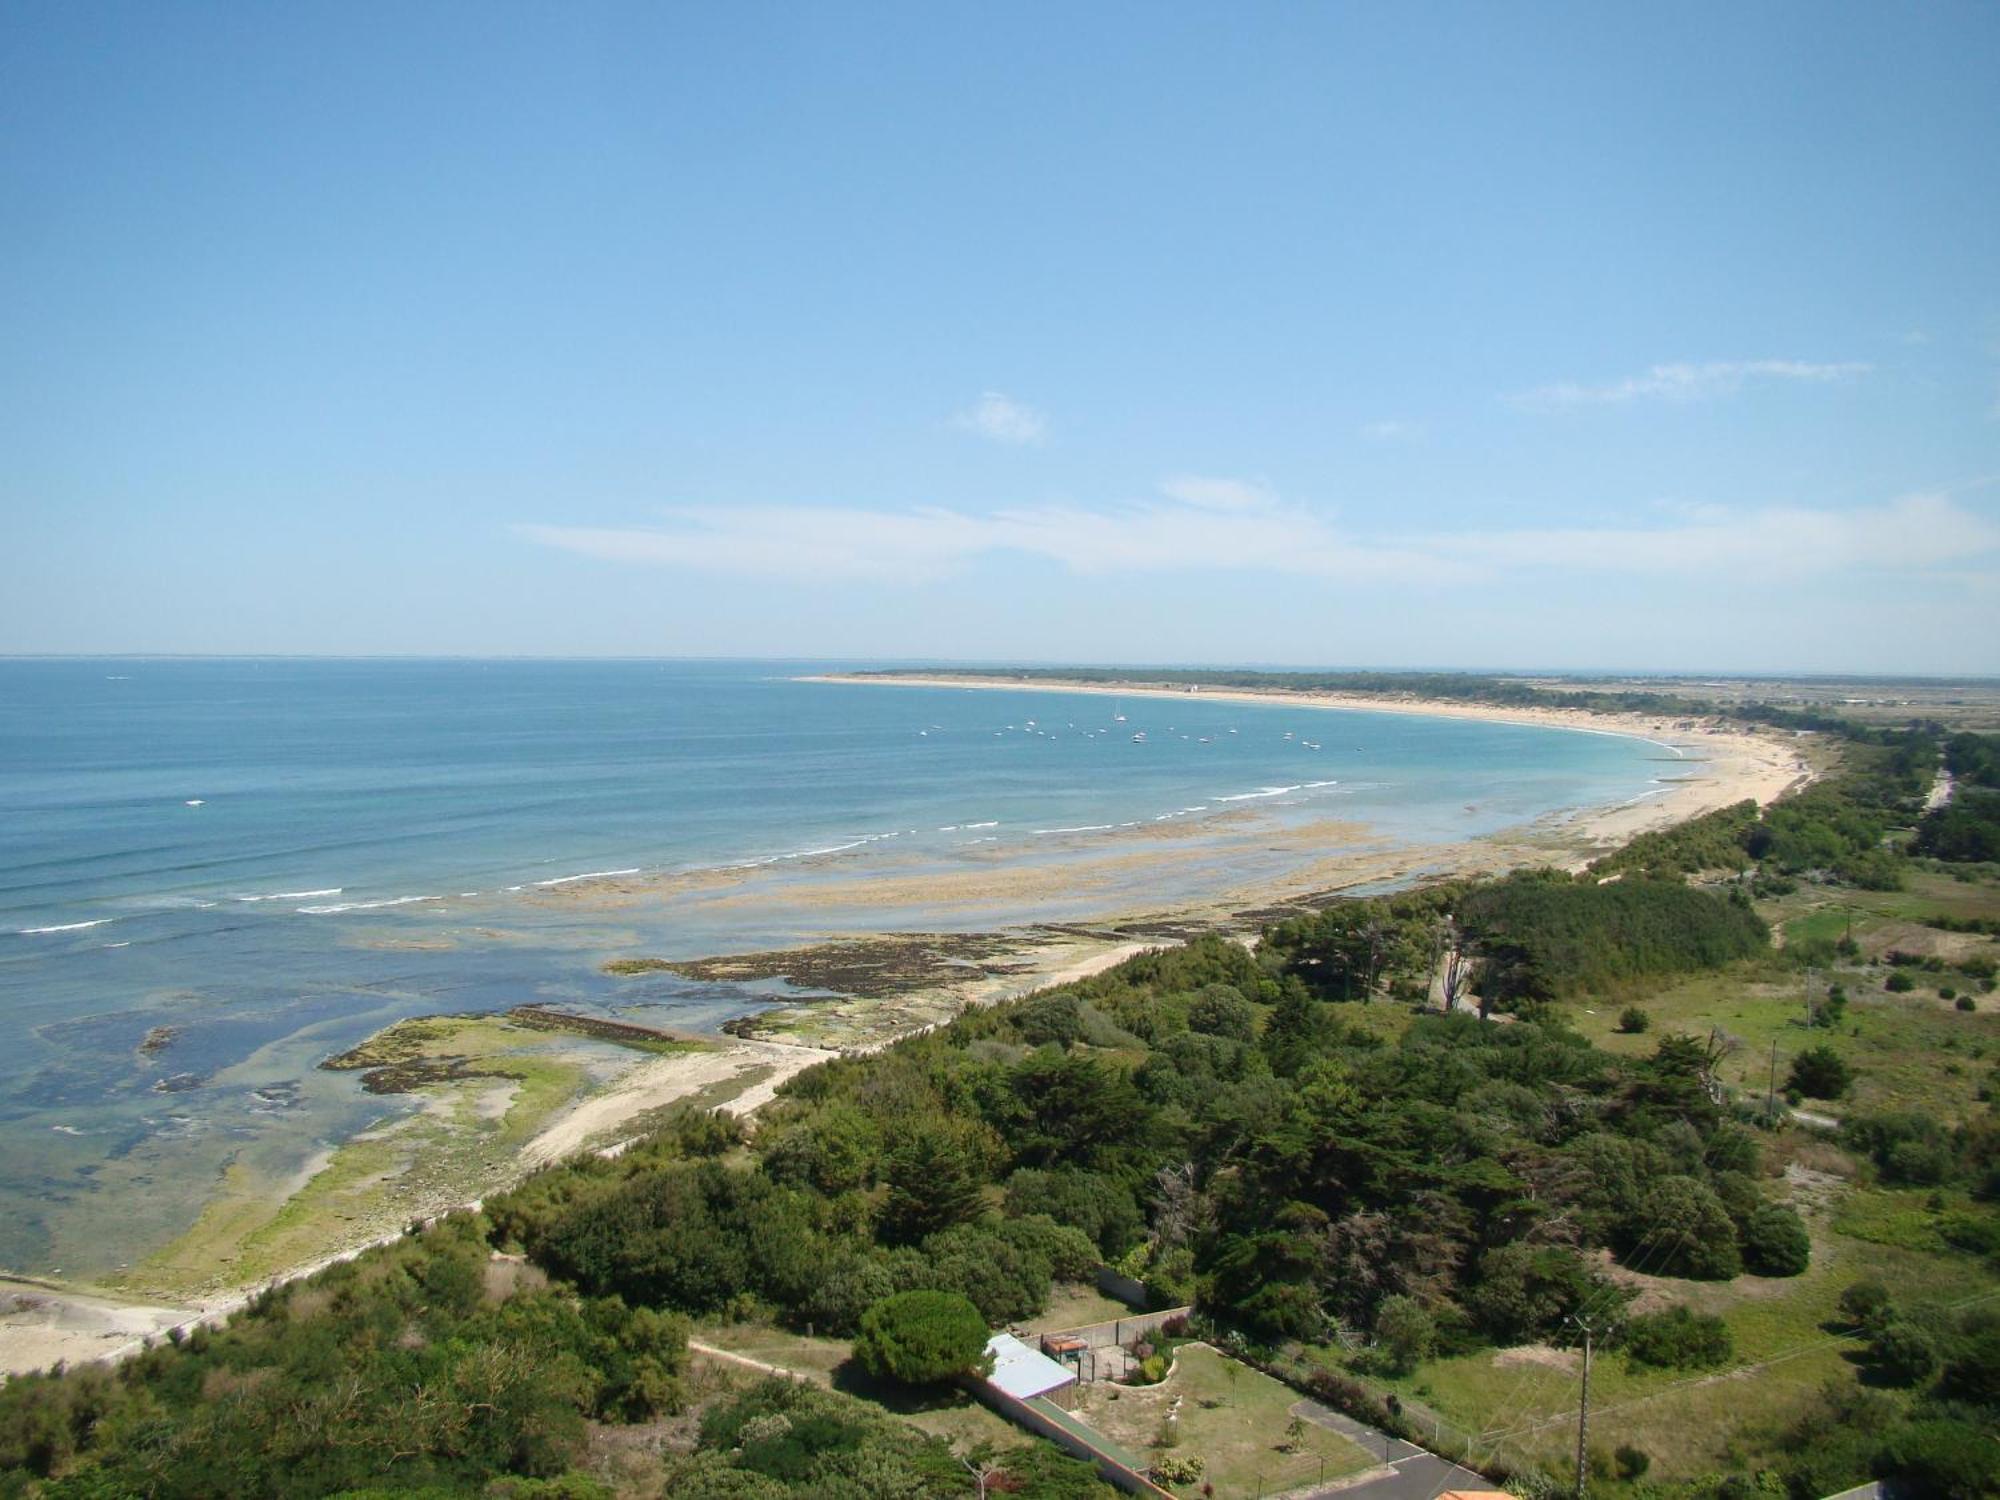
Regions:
[[1341, 864, 2000, 1488]]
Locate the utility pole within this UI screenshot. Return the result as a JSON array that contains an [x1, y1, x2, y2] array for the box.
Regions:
[[1568, 1313, 1600, 1500], [1767, 1038, 1779, 1117]]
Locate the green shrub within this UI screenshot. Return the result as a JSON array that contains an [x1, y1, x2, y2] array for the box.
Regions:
[[1623, 1176, 1743, 1279], [1614, 1444, 1651, 1480], [851, 1291, 992, 1386], [1622, 1306, 1733, 1369], [1150, 1453, 1205, 1484], [1839, 1279, 1894, 1329], [1616, 1006, 1650, 1034], [1957, 996, 1978, 1012], [1374, 1294, 1436, 1375], [1740, 1203, 1811, 1277], [1886, 971, 1917, 994], [1865, 1321, 1937, 1386], [1787, 1045, 1853, 1100]]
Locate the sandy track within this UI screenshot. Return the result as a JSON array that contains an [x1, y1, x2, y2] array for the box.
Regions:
[[519, 1038, 831, 1170]]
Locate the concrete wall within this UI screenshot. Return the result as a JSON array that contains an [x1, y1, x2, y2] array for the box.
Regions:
[[967, 1382, 1173, 1497], [1092, 1265, 1151, 1308]]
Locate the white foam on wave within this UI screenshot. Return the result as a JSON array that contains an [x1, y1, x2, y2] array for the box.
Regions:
[[533, 868, 641, 888], [1213, 784, 1306, 802], [296, 895, 443, 915], [18, 919, 113, 935], [738, 829, 914, 868], [235, 888, 343, 903], [1034, 824, 1115, 835], [1212, 779, 1341, 803], [964, 821, 998, 829]]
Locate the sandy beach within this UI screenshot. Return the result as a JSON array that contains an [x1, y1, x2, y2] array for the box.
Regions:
[[807, 672, 1816, 861]]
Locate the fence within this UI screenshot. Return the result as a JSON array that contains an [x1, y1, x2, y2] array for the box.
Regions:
[[1035, 1305, 1194, 1385]]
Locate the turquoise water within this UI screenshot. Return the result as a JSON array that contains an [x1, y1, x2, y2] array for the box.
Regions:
[[0, 659, 1668, 1276]]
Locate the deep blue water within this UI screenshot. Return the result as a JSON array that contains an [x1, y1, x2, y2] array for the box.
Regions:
[[0, 658, 1669, 1276]]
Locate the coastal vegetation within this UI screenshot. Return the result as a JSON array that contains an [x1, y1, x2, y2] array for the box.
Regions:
[[5, 697, 1998, 1496]]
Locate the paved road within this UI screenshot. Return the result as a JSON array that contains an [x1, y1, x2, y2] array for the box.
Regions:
[[1289, 1399, 1492, 1500]]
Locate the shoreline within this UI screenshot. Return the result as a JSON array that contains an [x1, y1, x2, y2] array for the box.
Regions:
[[0, 676, 1816, 1377], [0, 931, 1155, 1377], [805, 671, 1816, 859]]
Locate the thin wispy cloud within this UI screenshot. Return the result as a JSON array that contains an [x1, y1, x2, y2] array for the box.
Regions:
[[1512, 359, 1870, 409], [951, 391, 1047, 445], [1422, 492, 1999, 578], [1157, 476, 1275, 511], [516, 479, 1430, 584], [517, 485, 1997, 589], [1358, 420, 1423, 442]]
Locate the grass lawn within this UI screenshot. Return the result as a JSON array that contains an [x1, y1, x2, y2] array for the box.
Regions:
[[1073, 1343, 1375, 1498], [1020, 1281, 1141, 1333], [691, 1319, 1028, 1452]]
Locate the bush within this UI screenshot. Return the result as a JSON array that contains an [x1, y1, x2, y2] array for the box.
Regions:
[[1624, 1176, 1743, 1279], [1150, 1453, 1205, 1484], [1873, 1417, 2000, 1499], [1622, 1306, 1734, 1370], [1373, 1295, 1436, 1375], [1787, 1045, 1853, 1100], [1957, 996, 1978, 1012], [1616, 1006, 1651, 1034], [1614, 1444, 1651, 1480], [1740, 1203, 1811, 1277], [1865, 1321, 1936, 1387], [1886, 971, 1917, 993], [1940, 985, 1958, 1001], [1839, 1279, 1894, 1329], [851, 1291, 992, 1386]]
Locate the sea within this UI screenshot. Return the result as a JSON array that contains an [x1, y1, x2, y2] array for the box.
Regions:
[[0, 658, 1673, 1279]]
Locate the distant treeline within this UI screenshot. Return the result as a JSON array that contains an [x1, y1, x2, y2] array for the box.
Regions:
[[1916, 732, 2000, 865], [869, 666, 1930, 742]]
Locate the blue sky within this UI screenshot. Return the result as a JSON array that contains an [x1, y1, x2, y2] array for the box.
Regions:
[[4, 3, 1997, 672]]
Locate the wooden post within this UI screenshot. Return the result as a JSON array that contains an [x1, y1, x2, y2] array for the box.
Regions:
[[1569, 1315, 1597, 1500]]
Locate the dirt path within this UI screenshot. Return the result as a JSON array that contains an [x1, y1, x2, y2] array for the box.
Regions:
[[687, 1339, 809, 1382], [518, 1038, 831, 1170]]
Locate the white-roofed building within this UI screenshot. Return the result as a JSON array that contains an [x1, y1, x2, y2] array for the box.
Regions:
[[981, 1332, 1078, 1407]]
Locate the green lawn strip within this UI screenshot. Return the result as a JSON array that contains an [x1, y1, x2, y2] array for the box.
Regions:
[[1072, 1344, 1374, 1498]]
